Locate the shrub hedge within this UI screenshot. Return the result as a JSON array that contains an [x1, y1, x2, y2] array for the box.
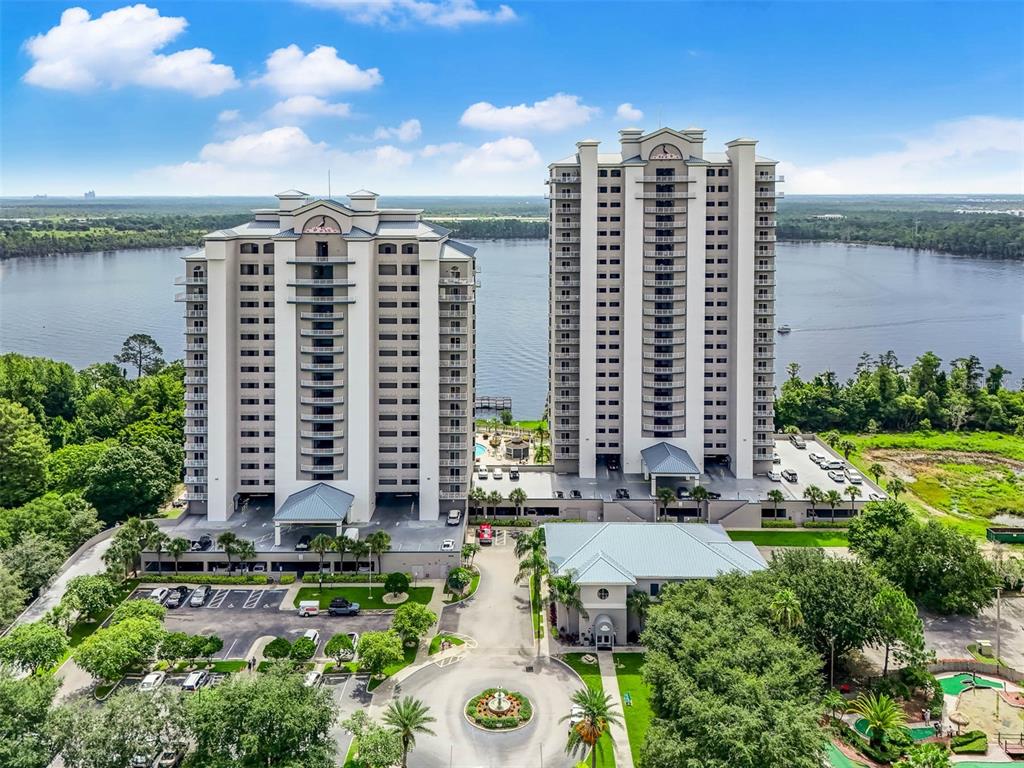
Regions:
[[279, 574, 296, 585], [141, 573, 269, 585], [465, 688, 533, 729], [951, 730, 988, 754], [299, 572, 412, 584], [467, 517, 534, 527], [803, 519, 852, 529], [762, 519, 796, 528]]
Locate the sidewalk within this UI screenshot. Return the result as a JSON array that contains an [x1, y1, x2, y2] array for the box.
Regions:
[[598, 651, 635, 768]]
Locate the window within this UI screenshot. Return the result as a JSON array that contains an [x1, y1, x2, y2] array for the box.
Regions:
[[650, 583, 660, 597], [240, 243, 259, 254], [597, 588, 609, 600]]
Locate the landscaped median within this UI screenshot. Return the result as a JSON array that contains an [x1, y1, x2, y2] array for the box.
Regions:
[[560, 653, 615, 768], [292, 585, 434, 611]]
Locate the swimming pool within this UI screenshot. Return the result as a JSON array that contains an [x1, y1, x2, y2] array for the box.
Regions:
[[474, 443, 486, 458]]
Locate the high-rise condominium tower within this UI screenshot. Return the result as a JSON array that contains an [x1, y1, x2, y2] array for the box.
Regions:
[[178, 190, 477, 524], [547, 127, 781, 480]]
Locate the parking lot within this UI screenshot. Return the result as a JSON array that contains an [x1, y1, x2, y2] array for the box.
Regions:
[[127, 587, 393, 661]]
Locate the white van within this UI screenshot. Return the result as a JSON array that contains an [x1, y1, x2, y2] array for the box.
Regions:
[[181, 670, 208, 691], [297, 600, 320, 617]]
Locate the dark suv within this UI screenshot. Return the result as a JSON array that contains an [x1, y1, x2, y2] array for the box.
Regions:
[[328, 598, 360, 616]]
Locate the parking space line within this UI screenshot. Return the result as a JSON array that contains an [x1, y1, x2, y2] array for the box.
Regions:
[[222, 638, 239, 659], [207, 589, 227, 609], [243, 591, 261, 609]]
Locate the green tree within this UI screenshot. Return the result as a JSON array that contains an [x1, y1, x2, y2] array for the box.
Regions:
[[383, 696, 436, 768], [0, 669, 59, 768], [333, 533, 352, 573], [838, 439, 857, 461], [0, 398, 49, 507], [114, 334, 165, 378], [391, 602, 437, 644], [366, 531, 391, 578], [446, 567, 472, 593], [149, 530, 170, 575], [63, 574, 119, 622], [310, 533, 335, 589], [867, 462, 885, 485], [350, 539, 371, 580], [73, 617, 165, 682], [848, 691, 907, 749], [824, 489, 843, 523], [513, 529, 548, 589], [822, 689, 846, 721], [845, 483, 862, 512], [342, 710, 402, 768], [886, 477, 907, 500], [690, 485, 710, 521], [550, 571, 588, 629], [0, 620, 68, 673], [262, 637, 291, 660], [561, 687, 622, 768], [499, 409, 513, 426], [83, 445, 174, 523], [508, 487, 528, 517], [166, 536, 189, 574], [468, 486, 487, 518], [216, 531, 239, 573], [1, 532, 66, 595], [0, 564, 28, 630], [769, 588, 804, 630], [461, 542, 481, 566], [802, 484, 824, 518], [324, 633, 355, 664], [290, 636, 316, 661], [766, 488, 785, 518], [0, 492, 100, 552], [158, 632, 189, 666], [874, 586, 925, 676], [201, 635, 223, 662], [184, 667, 336, 768], [386, 571, 411, 596], [45, 440, 115, 494], [894, 743, 952, 768], [848, 499, 914, 559], [655, 486, 676, 520], [625, 589, 649, 629], [109, 598, 165, 625], [486, 490, 504, 517], [357, 630, 404, 678]]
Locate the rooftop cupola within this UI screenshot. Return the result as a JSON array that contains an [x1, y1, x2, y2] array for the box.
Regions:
[[348, 189, 379, 213], [619, 128, 643, 156], [275, 189, 309, 212]]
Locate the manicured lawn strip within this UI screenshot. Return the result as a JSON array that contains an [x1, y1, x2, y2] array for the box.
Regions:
[[561, 653, 615, 768], [612, 653, 653, 766], [530, 573, 544, 639], [728, 530, 849, 547], [292, 586, 434, 610], [209, 660, 247, 673], [366, 644, 417, 691], [428, 634, 465, 655]]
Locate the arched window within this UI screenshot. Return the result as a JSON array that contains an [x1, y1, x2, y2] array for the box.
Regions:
[[263, 243, 275, 254], [378, 243, 397, 254], [240, 243, 259, 254], [401, 243, 418, 255]]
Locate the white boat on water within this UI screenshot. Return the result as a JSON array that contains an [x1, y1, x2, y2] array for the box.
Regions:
[[777, 324, 791, 334]]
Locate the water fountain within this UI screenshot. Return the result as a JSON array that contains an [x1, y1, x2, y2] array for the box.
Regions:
[[486, 687, 512, 714]]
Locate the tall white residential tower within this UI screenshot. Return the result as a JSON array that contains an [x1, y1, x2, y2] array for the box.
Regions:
[[547, 127, 780, 480], [178, 190, 477, 524]]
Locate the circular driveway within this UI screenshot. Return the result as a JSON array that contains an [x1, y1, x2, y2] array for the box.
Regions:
[[399, 653, 578, 768]]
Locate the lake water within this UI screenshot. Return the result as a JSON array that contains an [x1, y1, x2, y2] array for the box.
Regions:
[[2, 241, 1021, 418]]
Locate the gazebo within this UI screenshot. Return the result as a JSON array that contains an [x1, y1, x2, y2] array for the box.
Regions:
[[639, 442, 701, 495], [273, 483, 354, 545]]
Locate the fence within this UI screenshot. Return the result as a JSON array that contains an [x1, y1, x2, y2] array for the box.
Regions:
[[928, 658, 1024, 684]]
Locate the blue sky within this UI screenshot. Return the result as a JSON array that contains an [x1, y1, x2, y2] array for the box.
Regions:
[[2, 0, 1022, 196]]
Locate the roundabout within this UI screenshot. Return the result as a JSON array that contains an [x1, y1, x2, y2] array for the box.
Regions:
[[465, 687, 534, 731]]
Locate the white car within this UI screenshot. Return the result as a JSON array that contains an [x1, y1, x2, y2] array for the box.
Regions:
[[808, 452, 825, 465], [477, 466, 488, 480], [767, 471, 782, 482], [148, 588, 170, 604], [869, 492, 885, 501], [441, 539, 456, 552], [846, 472, 863, 484], [824, 460, 845, 470], [303, 671, 323, 688], [827, 470, 846, 483], [492, 467, 503, 480], [139, 671, 165, 691]]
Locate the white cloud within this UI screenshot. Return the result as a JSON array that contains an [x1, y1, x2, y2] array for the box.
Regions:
[[782, 116, 1024, 194], [257, 44, 382, 95], [454, 136, 540, 174], [268, 95, 352, 123], [460, 93, 598, 132], [297, 0, 516, 28], [372, 119, 422, 142], [217, 109, 241, 122], [369, 145, 414, 166], [421, 142, 465, 158], [199, 126, 328, 167], [615, 103, 643, 122], [23, 5, 237, 96]]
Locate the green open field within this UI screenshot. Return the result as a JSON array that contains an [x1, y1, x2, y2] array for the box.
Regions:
[[613, 653, 653, 766], [292, 586, 434, 611], [843, 432, 1024, 540], [561, 653, 616, 768], [728, 530, 850, 547]]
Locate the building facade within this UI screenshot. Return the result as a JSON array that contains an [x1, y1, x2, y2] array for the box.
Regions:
[[178, 190, 476, 524], [547, 127, 781, 480]]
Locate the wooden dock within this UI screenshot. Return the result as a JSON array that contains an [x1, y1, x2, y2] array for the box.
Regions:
[[475, 395, 512, 411]]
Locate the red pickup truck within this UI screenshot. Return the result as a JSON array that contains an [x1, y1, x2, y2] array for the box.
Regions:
[[477, 523, 494, 546]]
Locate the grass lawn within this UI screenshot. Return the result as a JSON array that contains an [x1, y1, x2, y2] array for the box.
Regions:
[[292, 585, 434, 610], [561, 653, 615, 768], [612, 653, 653, 766], [428, 634, 465, 655], [208, 660, 247, 673], [728, 530, 849, 547], [530, 573, 544, 639]]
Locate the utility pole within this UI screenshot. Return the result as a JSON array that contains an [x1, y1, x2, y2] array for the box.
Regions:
[[996, 586, 1002, 670]]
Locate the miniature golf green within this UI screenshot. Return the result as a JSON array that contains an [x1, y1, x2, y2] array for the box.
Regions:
[[826, 742, 868, 768], [938, 673, 1005, 696]]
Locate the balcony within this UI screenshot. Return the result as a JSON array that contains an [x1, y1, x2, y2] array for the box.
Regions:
[[756, 235, 777, 242], [288, 256, 355, 265], [184, 359, 206, 369], [183, 409, 208, 418], [554, 307, 580, 316], [756, 174, 785, 183], [757, 205, 778, 213], [644, 219, 686, 230], [755, 190, 784, 198], [175, 292, 206, 302], [642, 307, 685, 316], [555, 351, 580, 359], [643, 263, 685, 273], [301, 446, 346, 456], [439, 310, 468, 318], [756, 219, 778, 228], [300, 396, 345, 405], [300, 312, 345, 321], [642, 366, 686, 374], [642, 422, 683, 433], [300, 363, 345, 372], [439, 458, 468, 467], [555, 322, 580, 330], [288, 295, 355, 305], [550, 250, 581, 258], [755, 292, 776, 301], [184, 375, 207, 384], [184, 426, 207, 434], [644, 206, 687, 214], [439, 376, 467, 384], [555, 279, 581, 287], [556, 394, 580, 402], [643, 335, 684, 345], [755, 261, 776, 271], [184, 392, 207, 401], [755, 349, 775, 359], [644, 235, 687, 244], [440, 359, 468, 368], [301, 464, 345, 473], [545, 192, 582, 200], [174, 276, 207, 286], [755, 393, 774, 403], [439, 393, 468, 401], [556, 367, 580, 374], [755, 277, 776, 287], [183, 476, 206, 485], [184, 309, 207, 318], [439, 426, 468, 435], [548, 175, 582, 183], [439, 343, 467, 352], [643, 293, 685, 302], [644, 351, 683, 361], [643, 279, 685, 288], [185, 492, 208, 501], [288, 278, 356, 287], [643, 409, 686, 418], [643, 250, 685, 258], [554, 221, 580, 229], [184, 442, 206, 451], [554, 452, 579, 460], [300, 413, 345, 423], [635, 191, 696, 200], [441, 293, 471, 303], [440, 325, 469, 334], [639, 175, 696, 183], [753, 437, 774, 447], [184, 459, 207, 468], [754, 307, 773, 316], [555, 236, 581, 244], [643, 395, 686, 403], [301, 345, 345, 354], [300, 430, 345, 438], [300, 379, 345, 388], [643, 322, 686, 331]]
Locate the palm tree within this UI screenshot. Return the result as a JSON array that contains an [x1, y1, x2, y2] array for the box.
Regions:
[[350, 539, 371, 591], [868, 462, 885, 486], [655, 486, 676, 521], [548, 571, 587, 631], [561, 687, 622, 768], [103, 538, 134, 580], [822, 689, 846, 721], [513, 529, 548, 592], [845, 484, 862, 513], [149, 531, 170, 575], [461, 542, 481, 567], [333, 533, 352, 574], [234, 540, 255, 572], [766, 489, 785, 519], [803, 484, 823, 519], [838, 439, 857, 461], [513, 527, 545, 560], [367, 531, 391, 577], [690, 485, 710, 522], [310, 533, 335, 589], [383, 696, 436, 768], [886, 478, 906, 500], [769, 588, 803, 630], [533, 423, 549, 452], [626, 589, 651, 631], [508, 487, 528, 517], [217, 531, 239, 573], [486, 490, 504, 518], [824, 489, 843, 524], [820, 430, 841, 447], [847, 692, 907, 749], [167, 536, 189, 575], [468, 486, 487, 519]]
